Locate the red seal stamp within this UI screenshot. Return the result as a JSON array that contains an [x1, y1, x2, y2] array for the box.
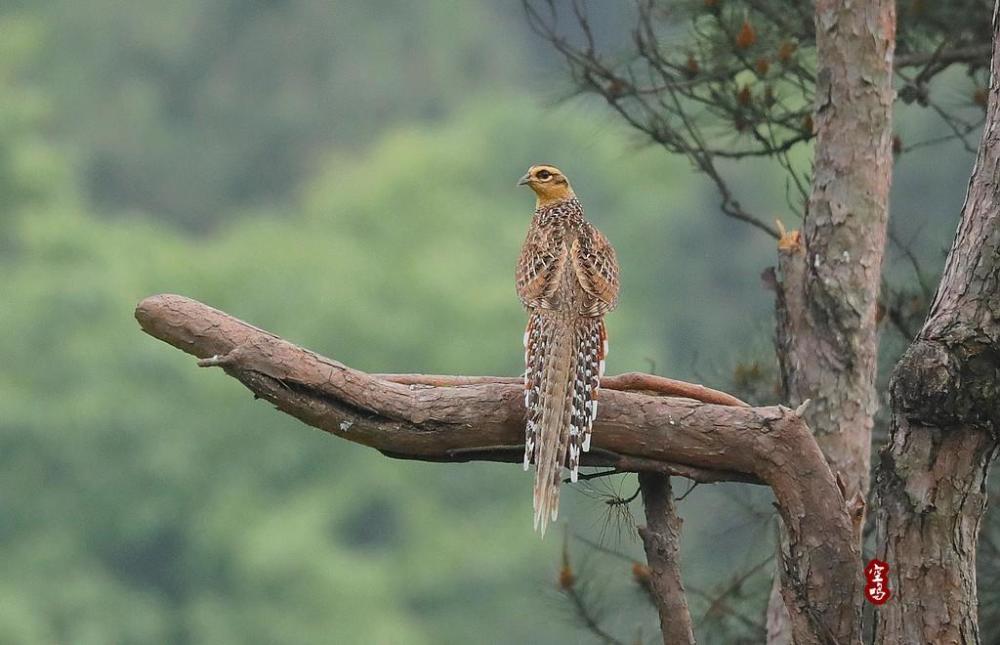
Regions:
[[864, 559, 891, 605]]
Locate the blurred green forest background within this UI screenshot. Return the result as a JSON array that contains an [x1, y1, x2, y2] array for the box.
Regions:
[[0, 1, 982, 643]]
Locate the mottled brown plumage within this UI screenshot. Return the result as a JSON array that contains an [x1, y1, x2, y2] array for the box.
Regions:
[[516, 164, 619, 536]]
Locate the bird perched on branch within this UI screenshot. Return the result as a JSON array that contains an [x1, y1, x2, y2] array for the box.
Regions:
[[516, 164, 620, 536]]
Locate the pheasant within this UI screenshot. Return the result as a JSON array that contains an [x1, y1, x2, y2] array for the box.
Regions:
[[515, 164, 620, 536]]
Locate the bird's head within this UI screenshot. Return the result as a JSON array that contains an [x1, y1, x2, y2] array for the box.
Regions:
[[518, 164, 575, 207]]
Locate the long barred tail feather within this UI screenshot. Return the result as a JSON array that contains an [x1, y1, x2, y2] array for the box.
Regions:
[[569, 318, 605, 479], [523, 315, 543, 471], [527, 312, 572, 536], [523, 313, 607, 536]]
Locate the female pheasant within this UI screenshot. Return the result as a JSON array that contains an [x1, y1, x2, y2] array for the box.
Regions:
[[516, 164, 619, 536]]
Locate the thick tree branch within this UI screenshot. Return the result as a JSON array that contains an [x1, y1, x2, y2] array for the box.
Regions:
[[374, 372, 749, 408], [136, 293, 861, 643], [133, 294, 796, 481]]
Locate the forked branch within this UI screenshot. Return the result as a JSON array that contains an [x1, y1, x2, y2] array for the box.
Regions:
[[135, 293, 861, 644]]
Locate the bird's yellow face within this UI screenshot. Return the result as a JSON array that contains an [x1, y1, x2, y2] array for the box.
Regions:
[[518, 164, 575, 206]]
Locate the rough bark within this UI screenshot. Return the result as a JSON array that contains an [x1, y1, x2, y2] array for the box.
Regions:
[[776, 0, 895, 529], [375, 372, 749, 408], [638, 474, 696, 645], [874, 5, 1000, 642], [136, 293, 861, 644], [769, 0, 895, 640]]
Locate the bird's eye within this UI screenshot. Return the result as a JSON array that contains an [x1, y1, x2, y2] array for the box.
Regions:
[[536, 170, 552, 180]]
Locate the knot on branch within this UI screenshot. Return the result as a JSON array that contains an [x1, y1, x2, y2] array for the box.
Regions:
[[892, 337, 1000, 429], [891, 339, 962, 427]]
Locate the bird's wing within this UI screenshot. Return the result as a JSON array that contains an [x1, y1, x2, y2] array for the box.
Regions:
[[572, 224, 620, 317], [516, 224, 567, 309]]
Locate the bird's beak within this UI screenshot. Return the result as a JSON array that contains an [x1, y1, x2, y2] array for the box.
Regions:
[[517, 172, 532, 187]]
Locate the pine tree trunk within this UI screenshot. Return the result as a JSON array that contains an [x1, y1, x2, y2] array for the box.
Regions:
[[874, 5, 1000, 641], [769, 0, 895, 640]]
